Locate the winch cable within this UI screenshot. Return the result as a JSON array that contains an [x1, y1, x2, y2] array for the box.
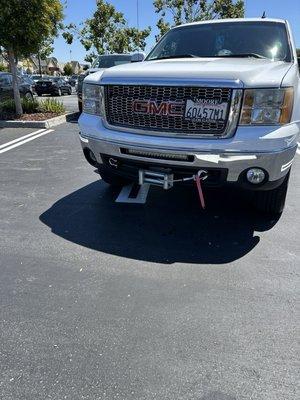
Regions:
[[171, 169, 208, 209]]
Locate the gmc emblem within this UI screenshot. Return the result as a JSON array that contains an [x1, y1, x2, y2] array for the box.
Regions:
[[132, 100, 183, 116]]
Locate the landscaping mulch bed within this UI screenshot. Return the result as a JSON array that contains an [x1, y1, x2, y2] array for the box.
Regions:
[[0, 112, 64, 121]]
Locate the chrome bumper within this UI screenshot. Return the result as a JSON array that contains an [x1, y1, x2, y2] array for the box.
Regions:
[[78, 114, 299, 183], [79, 134, 297, 182]]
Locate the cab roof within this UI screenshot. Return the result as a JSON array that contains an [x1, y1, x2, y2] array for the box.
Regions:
[[176, 18, 287, 29]]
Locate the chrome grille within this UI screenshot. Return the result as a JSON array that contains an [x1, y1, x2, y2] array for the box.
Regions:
[[105, 85, 232, 135]]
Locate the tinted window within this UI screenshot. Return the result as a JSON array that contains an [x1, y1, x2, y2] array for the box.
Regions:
[[23, 76, 31, 84], [0, 74, 12, 85], [92, 55, 132, 69], [147, 22, 292, 62]]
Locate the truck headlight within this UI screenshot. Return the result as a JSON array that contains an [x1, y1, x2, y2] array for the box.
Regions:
[[83, 83, 105, 116], [240, 88, 293, 125]]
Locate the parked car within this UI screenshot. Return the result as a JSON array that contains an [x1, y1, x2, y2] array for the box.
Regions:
[[35, 77, 72, 96], [69, 75, 78, 87], [79, 18, 300, 216], [31, 74, 47, 82], [0, 72, 34, 102], [77, 53, 144, 112], [77, 72, 89, 113], [22, 74, 36, 94]]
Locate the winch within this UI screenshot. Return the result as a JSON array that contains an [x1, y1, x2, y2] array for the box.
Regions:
[[138, 169, 208, 208]]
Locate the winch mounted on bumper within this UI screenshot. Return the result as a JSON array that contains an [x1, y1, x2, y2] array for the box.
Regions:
[[79, 126, 297, 192]]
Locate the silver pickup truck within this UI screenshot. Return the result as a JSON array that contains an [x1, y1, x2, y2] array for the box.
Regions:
[[78, 18, 300, 214]]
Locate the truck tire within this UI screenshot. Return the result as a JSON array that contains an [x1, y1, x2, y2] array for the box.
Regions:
[[252, 171, 290, 215], [98, 168, 129, 187]]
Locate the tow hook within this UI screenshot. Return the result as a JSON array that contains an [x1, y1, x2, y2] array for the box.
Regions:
[[109, 158, 119, 168]]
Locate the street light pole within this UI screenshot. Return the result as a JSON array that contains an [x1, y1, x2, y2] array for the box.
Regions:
[[137, 0, 139, 31]]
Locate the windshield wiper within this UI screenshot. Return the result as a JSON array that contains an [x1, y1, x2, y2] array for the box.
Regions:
[[219, 53, 267, 59], [150, 54, 198, 61]]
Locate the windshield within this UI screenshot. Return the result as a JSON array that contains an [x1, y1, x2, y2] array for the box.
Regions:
[[92, 55, 132, 69], [147, 21, 292, 62]]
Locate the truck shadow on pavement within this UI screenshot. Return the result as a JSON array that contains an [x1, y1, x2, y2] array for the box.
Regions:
[[40, 180, 280, 264]]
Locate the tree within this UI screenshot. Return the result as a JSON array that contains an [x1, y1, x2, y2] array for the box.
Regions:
[[0, 63, 8, 72], [63, 0, 151, 63], [36, 38, 55, 75], [63, 63, 73, 76], [0, 0, 63, 116], [213, 0, 244, 18], [154, 0, 244, 39]]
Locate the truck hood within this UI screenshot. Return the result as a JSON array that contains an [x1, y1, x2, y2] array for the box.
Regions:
[[86, 58, 292, 88], [88, 67, 106, 74]]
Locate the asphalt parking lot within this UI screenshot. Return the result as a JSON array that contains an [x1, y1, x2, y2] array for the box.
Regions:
[[0, 121, 299, 400]]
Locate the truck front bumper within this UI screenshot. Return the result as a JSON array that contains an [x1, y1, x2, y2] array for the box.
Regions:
[[78, 114, 299, 189]]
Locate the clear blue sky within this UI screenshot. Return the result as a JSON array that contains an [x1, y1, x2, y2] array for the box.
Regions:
[[53, 0, 300, 63]]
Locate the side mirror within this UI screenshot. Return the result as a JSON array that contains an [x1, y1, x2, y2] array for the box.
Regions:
[[131, 52, 146, 63]]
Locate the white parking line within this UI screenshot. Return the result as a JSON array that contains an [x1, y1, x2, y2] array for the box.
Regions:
[[0, 129, 54, 154], [297, 142, 300, 155], [0, 129, 46, 150]]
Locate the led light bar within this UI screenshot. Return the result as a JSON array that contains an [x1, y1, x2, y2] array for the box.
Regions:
[[121, 148, 194, 162]]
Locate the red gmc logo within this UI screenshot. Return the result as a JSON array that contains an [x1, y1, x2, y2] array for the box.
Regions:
[[132, 100, 183, 116]]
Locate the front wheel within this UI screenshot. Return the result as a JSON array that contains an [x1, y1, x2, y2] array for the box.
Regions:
[[252, 171, 290, 215], [98, 168, 130, 187], [24, 92, 33, 101]]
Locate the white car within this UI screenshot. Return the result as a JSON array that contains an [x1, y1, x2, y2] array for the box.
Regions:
[[79, 18, 300, 215]]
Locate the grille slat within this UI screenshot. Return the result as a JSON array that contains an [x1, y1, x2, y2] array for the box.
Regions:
[[105, 85, 232, 135]]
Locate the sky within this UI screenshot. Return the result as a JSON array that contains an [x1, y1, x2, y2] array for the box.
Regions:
[[53, 0, 300, 63]]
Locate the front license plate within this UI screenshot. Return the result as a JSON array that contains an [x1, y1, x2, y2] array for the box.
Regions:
[[185, 99, 228, 122]]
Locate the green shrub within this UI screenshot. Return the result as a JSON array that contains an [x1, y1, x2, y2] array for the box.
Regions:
[[0, 97, 65, 116], [0, 98, 40, 114], [38, 98, 65, 114], [22, 98, 40, 113], [0, 99, 15, 112]]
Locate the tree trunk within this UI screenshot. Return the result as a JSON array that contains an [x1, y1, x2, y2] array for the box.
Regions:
[[38, 51, 42, 75], [7, 48, 23, 117]]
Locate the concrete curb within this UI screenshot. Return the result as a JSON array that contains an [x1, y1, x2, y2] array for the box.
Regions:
[[0, 112, 79, 129]]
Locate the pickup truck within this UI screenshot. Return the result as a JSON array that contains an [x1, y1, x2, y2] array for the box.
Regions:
[[78, 18, 300, 215]]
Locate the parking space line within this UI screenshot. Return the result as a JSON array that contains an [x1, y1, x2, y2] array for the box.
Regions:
[[0, 129, 46, 150], [297, 142, 300, 155], [0, 129, 54, 154]]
